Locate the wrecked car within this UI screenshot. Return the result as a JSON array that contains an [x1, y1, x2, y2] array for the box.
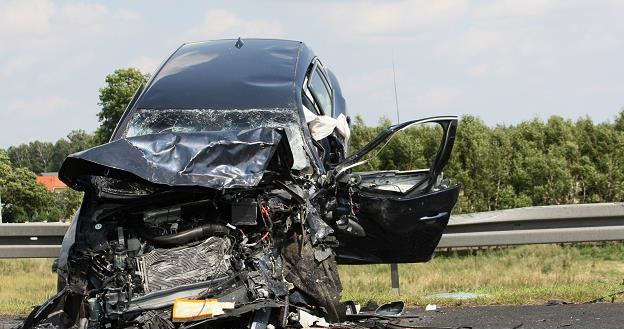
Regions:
[[20, 39, 460, 329]]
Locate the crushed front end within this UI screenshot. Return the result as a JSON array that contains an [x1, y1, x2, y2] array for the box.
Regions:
[[20, 128, 344, 329]]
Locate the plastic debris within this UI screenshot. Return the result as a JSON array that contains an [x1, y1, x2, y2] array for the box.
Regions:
[[172, 298, 235, 322], [298, 310, 330, 327], [426, 292, 491, 300]]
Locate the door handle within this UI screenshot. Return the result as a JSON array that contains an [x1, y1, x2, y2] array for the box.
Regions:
[[420, 212, 448, 221]]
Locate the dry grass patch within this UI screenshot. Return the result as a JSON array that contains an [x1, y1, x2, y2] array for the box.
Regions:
[[2, 244, 624, 315], [0, 259, 56, 315], [339, 243, 624, 306]]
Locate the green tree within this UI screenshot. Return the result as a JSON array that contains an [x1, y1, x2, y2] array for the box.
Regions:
[[348, 112, 624, 214], [51, 188, 83, 221], [7, 130, 95, 173], [614, 109, 624, 132], [0, 151, 55, 222], [94, 68, 148, 144], [7, 141, 55, 174]]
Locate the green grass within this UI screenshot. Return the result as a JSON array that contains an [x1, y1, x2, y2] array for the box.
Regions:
[[2, 243, 624, 314], [339, 243, 624, 307]]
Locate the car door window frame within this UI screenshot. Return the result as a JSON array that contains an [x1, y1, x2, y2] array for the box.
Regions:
[[334, 116, 458, 194]]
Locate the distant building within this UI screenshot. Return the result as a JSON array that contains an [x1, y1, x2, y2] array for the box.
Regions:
[[36, 172, 67, 192]]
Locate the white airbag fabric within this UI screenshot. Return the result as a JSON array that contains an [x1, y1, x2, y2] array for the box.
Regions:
[[303, 106, 350, 143]]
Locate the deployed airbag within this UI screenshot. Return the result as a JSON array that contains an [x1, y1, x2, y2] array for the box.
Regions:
[[303, 106, 350, 142]]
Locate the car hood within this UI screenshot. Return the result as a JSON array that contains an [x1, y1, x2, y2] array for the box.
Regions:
[[59, 127, 293, 191]]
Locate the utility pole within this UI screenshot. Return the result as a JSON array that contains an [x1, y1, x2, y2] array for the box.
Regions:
[[0, 191, 3, 223]]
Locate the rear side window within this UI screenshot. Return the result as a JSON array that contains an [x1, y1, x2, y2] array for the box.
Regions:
[[307, 65, 333, 116]]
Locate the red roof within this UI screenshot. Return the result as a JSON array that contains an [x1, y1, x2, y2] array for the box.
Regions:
[[36, 174, 67, 192]]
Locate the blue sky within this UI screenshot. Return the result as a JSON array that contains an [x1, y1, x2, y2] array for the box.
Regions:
[[1, 0, 623, 147]]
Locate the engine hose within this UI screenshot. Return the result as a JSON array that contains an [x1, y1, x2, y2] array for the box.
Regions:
[[139, 223, 230, 248]]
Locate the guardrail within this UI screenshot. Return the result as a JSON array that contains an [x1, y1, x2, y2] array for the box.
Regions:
[[0, 222, 67, 258], [1, 203, 623, 259], [440, 202, 624, 247]]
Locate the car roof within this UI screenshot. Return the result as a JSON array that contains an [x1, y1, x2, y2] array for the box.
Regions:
[[134, 38, 315, 110]]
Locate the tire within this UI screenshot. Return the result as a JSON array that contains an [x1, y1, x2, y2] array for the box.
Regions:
[[282, 231, 346, 323]]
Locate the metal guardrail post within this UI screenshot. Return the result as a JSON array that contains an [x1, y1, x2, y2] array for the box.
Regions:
[[390, 263, 400, 295]]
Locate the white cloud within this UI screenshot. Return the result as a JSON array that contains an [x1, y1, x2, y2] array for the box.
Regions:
[[1, 55, 42, 77], [476, 0, 561, 19], [0, 0, 51, 34], [433, 25, 549, 79], [0, 95, 93, 147], [408, 86, 465, 110], [322, 0, 468, 38], [465, 62, 514, 78], [446, 27, 515, 57], [183, 9, 284, 42], [340, 66, 464, 122], [128, 56, 163, 75], [34, 52, 96, 85], [0, 0, 143, 147], [5, 95, 72, 120], [577, 32, 619, 53], [341, 68, 396, 100], [0, 0, 143, 74]]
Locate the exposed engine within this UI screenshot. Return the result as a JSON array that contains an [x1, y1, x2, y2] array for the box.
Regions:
[[40, 185, 342, 329]]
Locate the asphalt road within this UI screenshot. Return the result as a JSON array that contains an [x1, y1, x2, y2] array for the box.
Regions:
[[0, 316, 22, 329], [402, 303, 624, 329], [2, 303, 623, 328]]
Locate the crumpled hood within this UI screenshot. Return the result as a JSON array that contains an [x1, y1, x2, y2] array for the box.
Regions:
[[59, 127, 293, 191]]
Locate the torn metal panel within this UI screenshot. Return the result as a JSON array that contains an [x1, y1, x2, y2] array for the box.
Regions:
[[59, 127, 293, 191]]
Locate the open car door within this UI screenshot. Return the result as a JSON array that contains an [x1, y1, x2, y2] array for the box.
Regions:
[[330, 116, 460, 264]]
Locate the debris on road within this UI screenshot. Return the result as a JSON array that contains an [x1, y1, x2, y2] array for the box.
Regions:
[[426, 292, 491, 300]]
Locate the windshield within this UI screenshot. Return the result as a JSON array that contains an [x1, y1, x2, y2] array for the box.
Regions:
[[122, 108, 299, 137], [120, 108, 311, 170]]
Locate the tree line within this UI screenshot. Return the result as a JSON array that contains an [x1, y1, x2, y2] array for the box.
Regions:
[[1, 67, 622, 221], [349, 113, 624, 213]]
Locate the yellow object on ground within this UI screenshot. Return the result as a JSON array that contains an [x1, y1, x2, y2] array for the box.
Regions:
[[172, 298, 235, 322]]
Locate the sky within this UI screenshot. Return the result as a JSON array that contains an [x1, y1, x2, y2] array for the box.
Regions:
[[1, 0, 623, 148]]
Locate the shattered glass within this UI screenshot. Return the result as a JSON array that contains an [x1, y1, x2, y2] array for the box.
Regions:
[[123, 108, 310, 170], [123, 109, 299, 137]]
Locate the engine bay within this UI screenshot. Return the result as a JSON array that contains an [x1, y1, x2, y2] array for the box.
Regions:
[[30, 185, 343, 329]]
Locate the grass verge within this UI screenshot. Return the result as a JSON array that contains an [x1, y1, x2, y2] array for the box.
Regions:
[[2, 243, 624, 314], [0, 259, 56, 315], [339, 243, 624, 306]]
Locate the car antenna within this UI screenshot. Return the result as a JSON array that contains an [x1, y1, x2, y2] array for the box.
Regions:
[[392, 54, 400, 124], [235, 37, 244, 49], [391, 54, 401, 295]]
